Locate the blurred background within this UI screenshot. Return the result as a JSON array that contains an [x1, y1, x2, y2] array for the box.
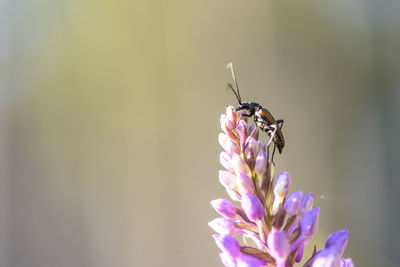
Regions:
[[0, 0, 399, 266]]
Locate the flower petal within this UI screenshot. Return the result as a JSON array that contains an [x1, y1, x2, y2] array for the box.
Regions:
[[300, 207, 320, 237], [211, 198, 237, 219], [213, 234, 241, 258], [237, 173, 255, 196], [236, 253, 267, 267], [232, 154, 251, 176], [284, 191, 303, 216], [241, 193, 264, 222], [209, 218, 236, 235], [267, 229, 290, 260], [219, 170, 237, 190]]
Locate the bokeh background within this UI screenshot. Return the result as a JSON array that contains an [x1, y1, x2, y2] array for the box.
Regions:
[[0, 0, 399, 266]]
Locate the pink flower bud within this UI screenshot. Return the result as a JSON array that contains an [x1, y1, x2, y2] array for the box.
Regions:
[[226, 106, 238, 124], [255, 150, 268, 175], [219, 170, 237, 190], [235, 120, 248, 149], [218, 133, 229, 150], [221, 113, 237, 139], [220, 152, 233, 172], [208, 218, 236, 235], [226, 189, 241, 201], [211, 199, 237, 219], [244, 136, 258, 161], [232, 154, 251, 176], [220, 114, 229, 133], [236, 173, 255, 195], [219, 133, 240, 156]]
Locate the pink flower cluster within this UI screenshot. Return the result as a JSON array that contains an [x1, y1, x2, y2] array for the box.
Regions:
[[209, 106, 353, 267]]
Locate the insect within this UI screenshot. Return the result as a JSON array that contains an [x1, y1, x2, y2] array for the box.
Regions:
[[226, 63, 285, 160]]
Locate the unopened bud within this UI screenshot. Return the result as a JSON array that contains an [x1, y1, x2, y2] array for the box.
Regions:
[[255, 149, 268, 176], [241, 193, 264, 223], [284, 191, 302, 215], [211, 198, 237, 219], [208, 218, 236, 235], [300, 207, 320, 237], [213, 234, 241, 258], [236, 173, 255, 196], [232, 154, 251, 176]]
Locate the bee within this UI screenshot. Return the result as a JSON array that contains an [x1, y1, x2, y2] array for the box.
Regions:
[[227, 63, 285, 160]]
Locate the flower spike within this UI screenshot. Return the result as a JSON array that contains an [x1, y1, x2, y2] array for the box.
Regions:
[[210, 107, 353, 266]]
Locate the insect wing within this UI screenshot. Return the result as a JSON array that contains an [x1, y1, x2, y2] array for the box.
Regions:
[[259, 108, 276, 124]]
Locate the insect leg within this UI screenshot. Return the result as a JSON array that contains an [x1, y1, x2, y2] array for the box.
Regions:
[[266, 125, 278, 164], [232, 113, 249, 130], [271, 144, 277, 164], [276, 119, 284, 130], [243, 125, 258, 150], [232, 116, 241, 130], [266, 125, 277, 148], [232, 112, 252, 130]]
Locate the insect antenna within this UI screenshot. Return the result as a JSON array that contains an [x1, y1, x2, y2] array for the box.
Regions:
[[227, 62, 242, 104], [227, 83, 241, 104]]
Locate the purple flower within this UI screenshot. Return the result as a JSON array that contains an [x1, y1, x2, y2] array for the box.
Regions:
[[325, 229, 349, 255], [290, 208, 320, 253], [300, 207, 320, 237], [236, 254, 266, 267], [213, 234, 241, 258], [299, 193, 315, 215], [284, 191, 302, 215], [211, 199, 237, 219], [267, 229, 290, 266], [310, 229, 352, 267], [295, 242, 305, 263], [241, 193, 264, 223], [210, 106, 353, 267], [341, 258, 354, 267], [274, 172, 291, 198]]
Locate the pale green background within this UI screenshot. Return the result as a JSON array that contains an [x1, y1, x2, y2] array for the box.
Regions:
[[0, 0, 399, 266]]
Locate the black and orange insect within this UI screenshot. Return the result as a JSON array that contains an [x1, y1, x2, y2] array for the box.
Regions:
[[227, 63, 285, 160]]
